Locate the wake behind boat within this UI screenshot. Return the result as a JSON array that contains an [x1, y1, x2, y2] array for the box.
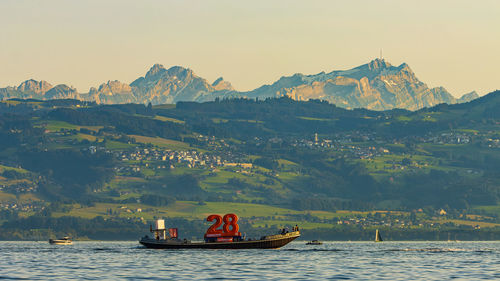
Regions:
[[139, 214, 300, 249], [306, 240, 323, 245]]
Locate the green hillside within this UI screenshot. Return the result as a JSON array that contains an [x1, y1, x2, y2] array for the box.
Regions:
[[0, 93, 499, 240]]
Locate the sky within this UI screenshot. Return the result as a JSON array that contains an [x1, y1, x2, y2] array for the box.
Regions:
[[1, 0, 499, 97]]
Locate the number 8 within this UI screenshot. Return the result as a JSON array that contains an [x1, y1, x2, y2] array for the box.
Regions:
[[222, 213, 239, 234]]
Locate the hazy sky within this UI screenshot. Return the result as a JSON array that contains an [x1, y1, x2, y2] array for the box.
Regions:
[[1, 0, 499, 97]]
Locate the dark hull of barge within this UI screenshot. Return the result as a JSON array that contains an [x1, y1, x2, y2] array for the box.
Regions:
[[139, 231, 300, 249]]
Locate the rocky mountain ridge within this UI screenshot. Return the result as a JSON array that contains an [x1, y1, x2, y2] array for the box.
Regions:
[[233, 59, 478, 110], [0, 59, 479, 110]]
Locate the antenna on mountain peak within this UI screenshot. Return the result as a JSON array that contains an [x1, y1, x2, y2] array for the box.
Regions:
[[380, 49, 383, 61]]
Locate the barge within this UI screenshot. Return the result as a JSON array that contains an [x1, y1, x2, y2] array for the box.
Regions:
[[139, 214, 300, 249]]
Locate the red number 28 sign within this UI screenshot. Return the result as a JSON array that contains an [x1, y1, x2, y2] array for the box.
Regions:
[[205, 213, 240, 237]]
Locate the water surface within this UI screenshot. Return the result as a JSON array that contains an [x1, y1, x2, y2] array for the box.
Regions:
[[1, 241, 498, 280]]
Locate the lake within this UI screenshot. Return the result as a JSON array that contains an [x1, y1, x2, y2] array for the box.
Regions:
[[1, 241, 498, 280]]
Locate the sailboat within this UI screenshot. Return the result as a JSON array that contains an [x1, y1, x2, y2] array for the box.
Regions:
[[375, 229, 383, 242]]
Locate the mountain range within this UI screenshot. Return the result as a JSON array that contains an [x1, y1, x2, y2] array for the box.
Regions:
[[0, 59, 478, 110]]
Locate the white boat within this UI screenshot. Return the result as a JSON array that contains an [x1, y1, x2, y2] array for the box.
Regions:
[[49, 236, 73, 245]]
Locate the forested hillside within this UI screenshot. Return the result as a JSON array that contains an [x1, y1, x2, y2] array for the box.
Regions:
[[0, 92, 499, 240]]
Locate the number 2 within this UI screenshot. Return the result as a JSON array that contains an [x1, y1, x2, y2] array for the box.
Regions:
[[206, 214, 223, 235]]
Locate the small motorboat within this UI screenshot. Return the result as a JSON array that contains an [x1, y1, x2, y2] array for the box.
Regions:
[[49, 236, 73, 245], [306, 240, 323, 245]]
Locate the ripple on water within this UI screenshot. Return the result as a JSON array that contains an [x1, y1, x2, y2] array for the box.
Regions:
[[0, 241, 499, 280]]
